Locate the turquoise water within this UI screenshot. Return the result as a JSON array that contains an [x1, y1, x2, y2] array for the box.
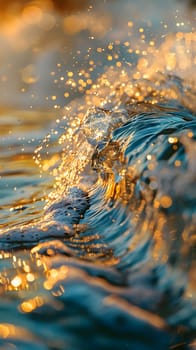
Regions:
[[0, 1, 195, 349]]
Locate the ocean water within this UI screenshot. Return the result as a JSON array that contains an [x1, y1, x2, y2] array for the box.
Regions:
[[0, 1, 195, 349]]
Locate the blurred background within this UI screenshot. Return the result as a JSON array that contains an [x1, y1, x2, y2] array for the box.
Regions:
[[0, 0, 195, 110]]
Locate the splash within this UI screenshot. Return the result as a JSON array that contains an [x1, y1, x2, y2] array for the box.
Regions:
[[0, 4, 195, 350]]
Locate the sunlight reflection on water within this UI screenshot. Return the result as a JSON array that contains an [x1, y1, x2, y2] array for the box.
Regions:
[[0, 1, 195, 349]]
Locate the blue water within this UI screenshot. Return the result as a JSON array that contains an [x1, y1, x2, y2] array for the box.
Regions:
[[0, 1, 195, 349]]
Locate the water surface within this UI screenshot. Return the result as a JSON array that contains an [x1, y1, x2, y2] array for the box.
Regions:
[[0, 1, 195, 349]]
